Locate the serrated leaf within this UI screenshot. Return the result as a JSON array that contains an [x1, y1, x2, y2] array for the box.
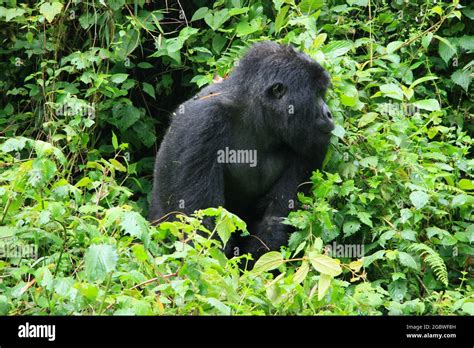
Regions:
[[421, 32, 433, 49], [360, 156, 378, 168], [451, 70, 471, 92], [357, 211, 372, 227], [436, 36, 456, 64], [84, 244, 118, 282], [120, 211, 148, 240], [343, 220, 361, 237], [308, 251, 342, 276], [253, 251, 284, 273]]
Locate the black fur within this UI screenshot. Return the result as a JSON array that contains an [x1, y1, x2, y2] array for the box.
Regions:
[[149, 41, 334, 262]]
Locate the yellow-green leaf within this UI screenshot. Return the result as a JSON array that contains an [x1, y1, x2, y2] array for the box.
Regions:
[[253, 251, 284, 274], [308, 251, 342, 276], [293, 261, 310, 284], [39, 2, 63, 23], [318, 273, 332, 300], [109, 159, 126, 172]]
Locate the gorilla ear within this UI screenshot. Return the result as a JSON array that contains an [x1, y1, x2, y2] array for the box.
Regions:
[[269, 83, 287, 99]]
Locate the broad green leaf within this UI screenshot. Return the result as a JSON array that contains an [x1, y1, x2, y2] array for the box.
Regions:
[[322, 40, 353, 58], [1, 137, 27, 152], [110, 73, 129, 84], [363, 250, 386, 267], [409, 191, 429, 210], [312, 33, 327, 49], [191, 7, 208, 21], [357, 211, 373, 227], [458, 179, 474, 190], [300, 0, 325, 12], [436, 36, 456, 64], [451, 70, 471, 92], [358, 112, 378, 128], [253, 251, 284, 273], [204, 9, 229, 31], [0, 295, 9, 315], [379, 83, 404, 101], [462, 302, 474, 315], [412, 99, 440, 111], [235, 20, 260, 37], [84, 244, 118, 282], [2, 8, 26, 21], [347, 0, 368, 6], [331, 124, 345, 138], [386, 41, 404, 54], [142, 82, 156, 99], [75, 177, 91, 188], [121, 211, 149, 241], [398, 252, 419, 270], [308, 251, 342, 276], [39, 2, 63, 23], [421, 32, 433, 49]]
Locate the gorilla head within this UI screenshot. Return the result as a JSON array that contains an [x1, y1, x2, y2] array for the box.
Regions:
[[229, 41, 334, 156], [150, 41, 334, 263]]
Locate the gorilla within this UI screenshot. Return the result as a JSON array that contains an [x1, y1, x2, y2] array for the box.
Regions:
[[149, 41, 334, 262]]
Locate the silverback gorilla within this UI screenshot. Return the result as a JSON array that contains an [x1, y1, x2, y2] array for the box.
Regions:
[[149, 41, 334, 263]]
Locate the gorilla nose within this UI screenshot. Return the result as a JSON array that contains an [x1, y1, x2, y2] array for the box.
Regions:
[[324, 109, 332, 119]]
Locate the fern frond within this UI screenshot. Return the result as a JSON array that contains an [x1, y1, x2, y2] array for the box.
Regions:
[[408, 243, 448, 287]]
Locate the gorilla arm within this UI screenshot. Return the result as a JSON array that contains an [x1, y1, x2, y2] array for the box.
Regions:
[[238, 159, 312, 259]]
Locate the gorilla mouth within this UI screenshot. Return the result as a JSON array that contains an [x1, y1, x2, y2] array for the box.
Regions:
[[320, 126, 335, 135]]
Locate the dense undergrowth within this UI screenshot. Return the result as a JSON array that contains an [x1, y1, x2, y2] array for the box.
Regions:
[[0, 0, 473, 315]]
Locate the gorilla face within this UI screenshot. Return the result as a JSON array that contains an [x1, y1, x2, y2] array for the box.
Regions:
[[235, 42, 334, 157]]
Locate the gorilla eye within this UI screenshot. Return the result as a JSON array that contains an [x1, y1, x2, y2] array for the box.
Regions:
[[270, 83, 286, 99]]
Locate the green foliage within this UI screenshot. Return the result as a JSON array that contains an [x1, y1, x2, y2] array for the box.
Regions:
[[0, 0, 472, 315]]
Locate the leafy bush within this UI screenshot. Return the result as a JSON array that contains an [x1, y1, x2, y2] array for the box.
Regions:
[[0, 0, 472, 315]]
